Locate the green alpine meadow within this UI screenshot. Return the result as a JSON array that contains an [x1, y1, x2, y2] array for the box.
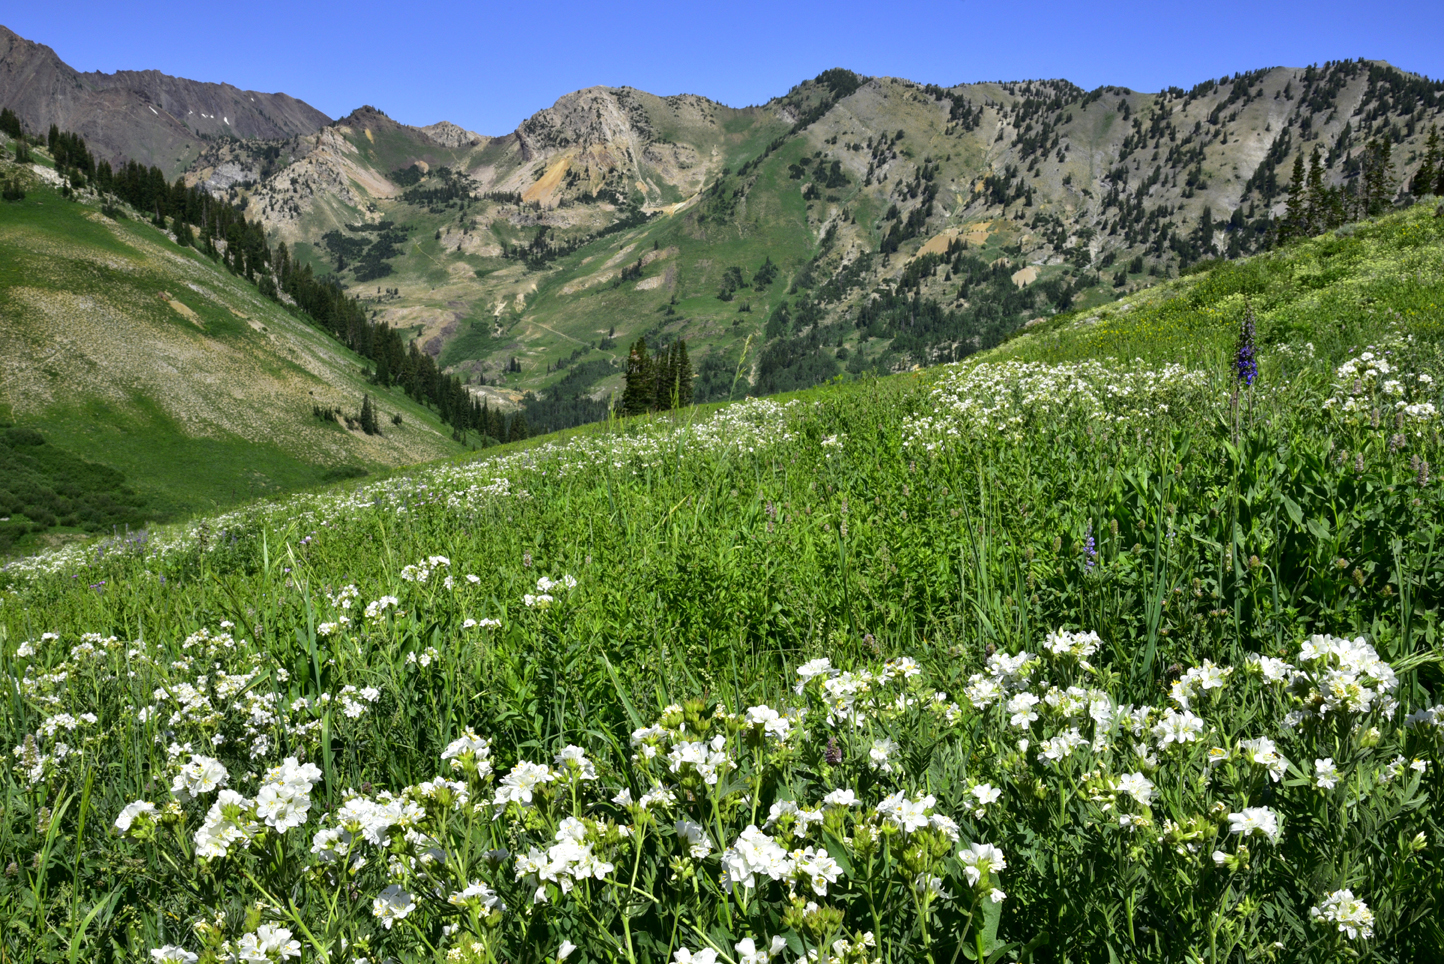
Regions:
[[4, 21, 1444, 964], [3, 197, 1443, 963]]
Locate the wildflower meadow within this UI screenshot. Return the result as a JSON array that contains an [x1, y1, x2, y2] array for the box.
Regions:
[[4, 206, 1444, 963]]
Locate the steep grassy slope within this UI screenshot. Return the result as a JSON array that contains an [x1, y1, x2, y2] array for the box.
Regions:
[[999, 200, 1444, 368], [2, 203, 1441, 963], [0, 155, 462, 538]]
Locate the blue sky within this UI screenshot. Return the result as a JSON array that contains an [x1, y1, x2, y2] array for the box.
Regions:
[[6, 1, 1440, 135]]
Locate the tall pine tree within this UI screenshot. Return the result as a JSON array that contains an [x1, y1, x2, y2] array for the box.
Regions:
[[359, 393, 381, 436], [654, 342, 677, 411], [1280, 153, 1307, 245], [1412, 126, 1440, 197], [1304, 147, 1326, 236], [622, 338, 655, 416], [674, 340, 694, 408], [1363, 139, 1395, 217]]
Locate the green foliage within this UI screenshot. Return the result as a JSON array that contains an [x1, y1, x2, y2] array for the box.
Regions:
[[621, 338, 655, 416], [389, 164, 424, 187], [0, 107, 22, 139], [2, 254, 1442, 958], [0, 427, 148, 552]]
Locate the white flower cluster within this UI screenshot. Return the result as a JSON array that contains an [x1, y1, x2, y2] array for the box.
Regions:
[[673, 937, 792, 964], [1042, 628, 1100, 666], [1323, 348, 1438, 428], [1255, 634, 1400, 721], [515, 816, 616, 903], [86, 626, 1428, 964], [400, 554, 451, 582], [441, 728, 494, 777], [1227, 806, 1282, 843], [190, 756, 322, 857], [1169, 659, 1232, 709], [721, 824, 838, 895], [1310, 888, 1375, 940], [792, 655, 929, 726], [225, 923, 301, 962], [524, 574, 577, 608], [903, 358, 1209, 447], [364, 595, 399, 620]]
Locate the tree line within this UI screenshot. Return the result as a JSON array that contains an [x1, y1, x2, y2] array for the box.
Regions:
[[19, 120, 490, 438]]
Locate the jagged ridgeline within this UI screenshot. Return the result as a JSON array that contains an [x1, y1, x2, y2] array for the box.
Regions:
[[146, 60, 1441, 439], [4, 39, 1444, 444]]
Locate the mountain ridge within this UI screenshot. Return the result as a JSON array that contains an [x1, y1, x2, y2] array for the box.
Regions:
[[187, 60, 1442, 422], [6, 25, 1444, 439], [0, 24, 330, 177]]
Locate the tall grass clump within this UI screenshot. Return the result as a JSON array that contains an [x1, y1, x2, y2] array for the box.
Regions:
[[2, 204, 1444, 963]]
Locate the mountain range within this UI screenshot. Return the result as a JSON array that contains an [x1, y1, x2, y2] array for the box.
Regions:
[[3, 24, 1444, 542], [0, 26, 328, 175], [182, 58, 1442, 418]]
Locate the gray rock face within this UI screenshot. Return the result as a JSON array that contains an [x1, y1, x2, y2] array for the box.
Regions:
[[0, 25, 330, 177]]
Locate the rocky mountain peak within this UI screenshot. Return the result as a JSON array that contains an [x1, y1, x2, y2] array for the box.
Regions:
[[515, 86, 654, 161], [0, 24, 330, 176], [419, 121, 488, 149]]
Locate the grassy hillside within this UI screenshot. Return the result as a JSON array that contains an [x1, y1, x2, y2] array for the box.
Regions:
[[1, 203, 1441, 962], [0, 146, 463, 550]]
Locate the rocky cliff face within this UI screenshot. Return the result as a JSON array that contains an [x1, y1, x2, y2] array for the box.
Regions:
[[0, 25, 330, 177]]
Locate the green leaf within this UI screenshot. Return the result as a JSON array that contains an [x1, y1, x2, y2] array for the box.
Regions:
[[1281, 494, 1304, 526], [981, 893, 1003, 953]]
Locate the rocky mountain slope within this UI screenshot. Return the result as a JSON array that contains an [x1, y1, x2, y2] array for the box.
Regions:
[[0, 25, 329, 177], [202, 62, 1443, 423]]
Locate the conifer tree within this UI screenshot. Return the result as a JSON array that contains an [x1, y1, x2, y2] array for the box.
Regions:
[[1281, 153, 1307, 244], [622, 338, 655, 416], [486, 401, 505, 442], [674, 339, 694, 408], [1305, 147, 1326, 235], [1363, 139, 1395, 217], [507, 411, 529, 442], [1413, 126, 1440, 197], [0, 107, 21, 139], [359, 393, 380, 436], [654, 342, 678, 411]]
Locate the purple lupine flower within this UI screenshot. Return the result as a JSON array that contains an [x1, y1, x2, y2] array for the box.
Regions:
[[1083, 524, 1097, 571], [1234, 303, 1258, 387]]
